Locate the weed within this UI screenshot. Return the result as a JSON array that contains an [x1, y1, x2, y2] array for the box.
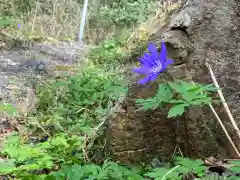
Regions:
[[136, 81, 219, 117], [27, 66, 127, 135], [1, 0, 158, 43]]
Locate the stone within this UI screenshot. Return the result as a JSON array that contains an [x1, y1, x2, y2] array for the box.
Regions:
[[106, 0, 240, 164]]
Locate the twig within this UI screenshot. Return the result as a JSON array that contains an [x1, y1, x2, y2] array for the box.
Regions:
[[162, 165, 180, 180], [82, 134, 90, 162], [86, 91, 127, 150], [172, 143, 183, 158], [209, 104, 240, 157], [206, 63, 240, 141], [36, 121, 51, 137]]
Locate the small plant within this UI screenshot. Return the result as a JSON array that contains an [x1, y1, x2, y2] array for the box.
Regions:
[[133, 42, 218, 118], [0, 65, 127, 179], [88, 0, 155, 28], [136, 81, 218, 117], [0, 132, 84, 177], [174, 157, 207, 178], [144, 157, 207, 180], [47, 160, 144, 180], [28, 66, 126, 135], [88, 39, 128, 65]]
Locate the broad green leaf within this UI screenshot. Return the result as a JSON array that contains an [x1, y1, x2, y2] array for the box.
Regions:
[[202, 84, 219, 92], [168, 82, 186, 94], [174, 157, 206, 175], [144, 168, 169, 178], [144, 167, 180, 180], [229, 160, 240, 165], [168, 99, 186, 104], [136, 98, 161, 110], [229, 165, 240, 173], [155, 84, 173, 102], [190, 97, 212, 105], [0, 159, 17, 174], [168, 104, 187, 118], [181, 92, 200, 102]]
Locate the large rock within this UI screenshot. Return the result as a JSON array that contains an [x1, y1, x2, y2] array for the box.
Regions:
[[106, 0, 240, 164]]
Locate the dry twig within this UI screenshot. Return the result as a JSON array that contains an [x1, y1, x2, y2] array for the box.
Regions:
[[209, 104, 240, 157], [206, 63, 240, 142]]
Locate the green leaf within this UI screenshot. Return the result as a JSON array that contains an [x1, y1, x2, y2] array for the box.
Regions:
[[0, 104, 17, 116], [181, 92, 200, 102], [0, 159, 17, 174], [229, 160, 240, 173], [168, 81, 193, 94], [0, 16, 11, 28], [168, 99, 186, 104], [144, 168, 169, 178], [168, 104, 187, 118], [136, 84, 173, 111], [191, 97, 212, 105], [144, 167, 180, 180], [229, 160, 240, 165], [136, 98, 161, 110], [202, 84, 219, 92], [155, 84, 173, 102], [174, 157, 206, 176]]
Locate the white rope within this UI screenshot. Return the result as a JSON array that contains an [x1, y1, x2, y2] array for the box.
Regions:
[[78, 0, 89, 42]]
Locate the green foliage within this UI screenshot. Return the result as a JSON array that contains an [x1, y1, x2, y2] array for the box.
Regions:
[[144, 157, 207, 180], [0, 16, 12, 28], [0, 103, 17, 116], [29, 66, 126, 134], [88, 39, 127, 65], [1, 0, 157, 42], [229, 160, 240, 174], [174, 157, 207, 178], [145, 167, 180, 180], [47, 160, 144, 180], [0, 133, 53, 175], [0, 65, 127, 178], [2, 134, 238, 180], [88, 36, 149, 67], [0, 0, 34, 17], [0, 133, 83, 177], [136, 81, 218, 118], [87, 0, 155, 28]]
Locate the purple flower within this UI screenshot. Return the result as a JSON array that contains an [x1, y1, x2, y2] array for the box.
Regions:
[[132, 41, 174, 84], [18, 24, 21, 29]]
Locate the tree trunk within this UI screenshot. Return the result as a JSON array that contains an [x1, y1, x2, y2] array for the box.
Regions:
[[106, 0, 240, 165]]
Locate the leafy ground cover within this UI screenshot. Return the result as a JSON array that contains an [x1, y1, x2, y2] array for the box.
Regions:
[[0, 0, 240, 179]]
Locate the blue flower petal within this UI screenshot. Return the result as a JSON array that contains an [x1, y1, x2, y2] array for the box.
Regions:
[[159, 58, 174, 73], [149, 74, 158, 81], [164, 58, 174, 67], [148, 43, 159, 65], [132, 67, 149, 74], [137, 76, 151, 84], [138, 54, 153, 67], [133, 42, 173, 85], [159, 41, 167, 64]]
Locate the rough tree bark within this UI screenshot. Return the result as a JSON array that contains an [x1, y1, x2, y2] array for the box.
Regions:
[[106, 0, 240, 164]]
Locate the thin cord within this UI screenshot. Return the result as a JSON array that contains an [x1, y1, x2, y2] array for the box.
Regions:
[[78, 0, 89, 42]]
